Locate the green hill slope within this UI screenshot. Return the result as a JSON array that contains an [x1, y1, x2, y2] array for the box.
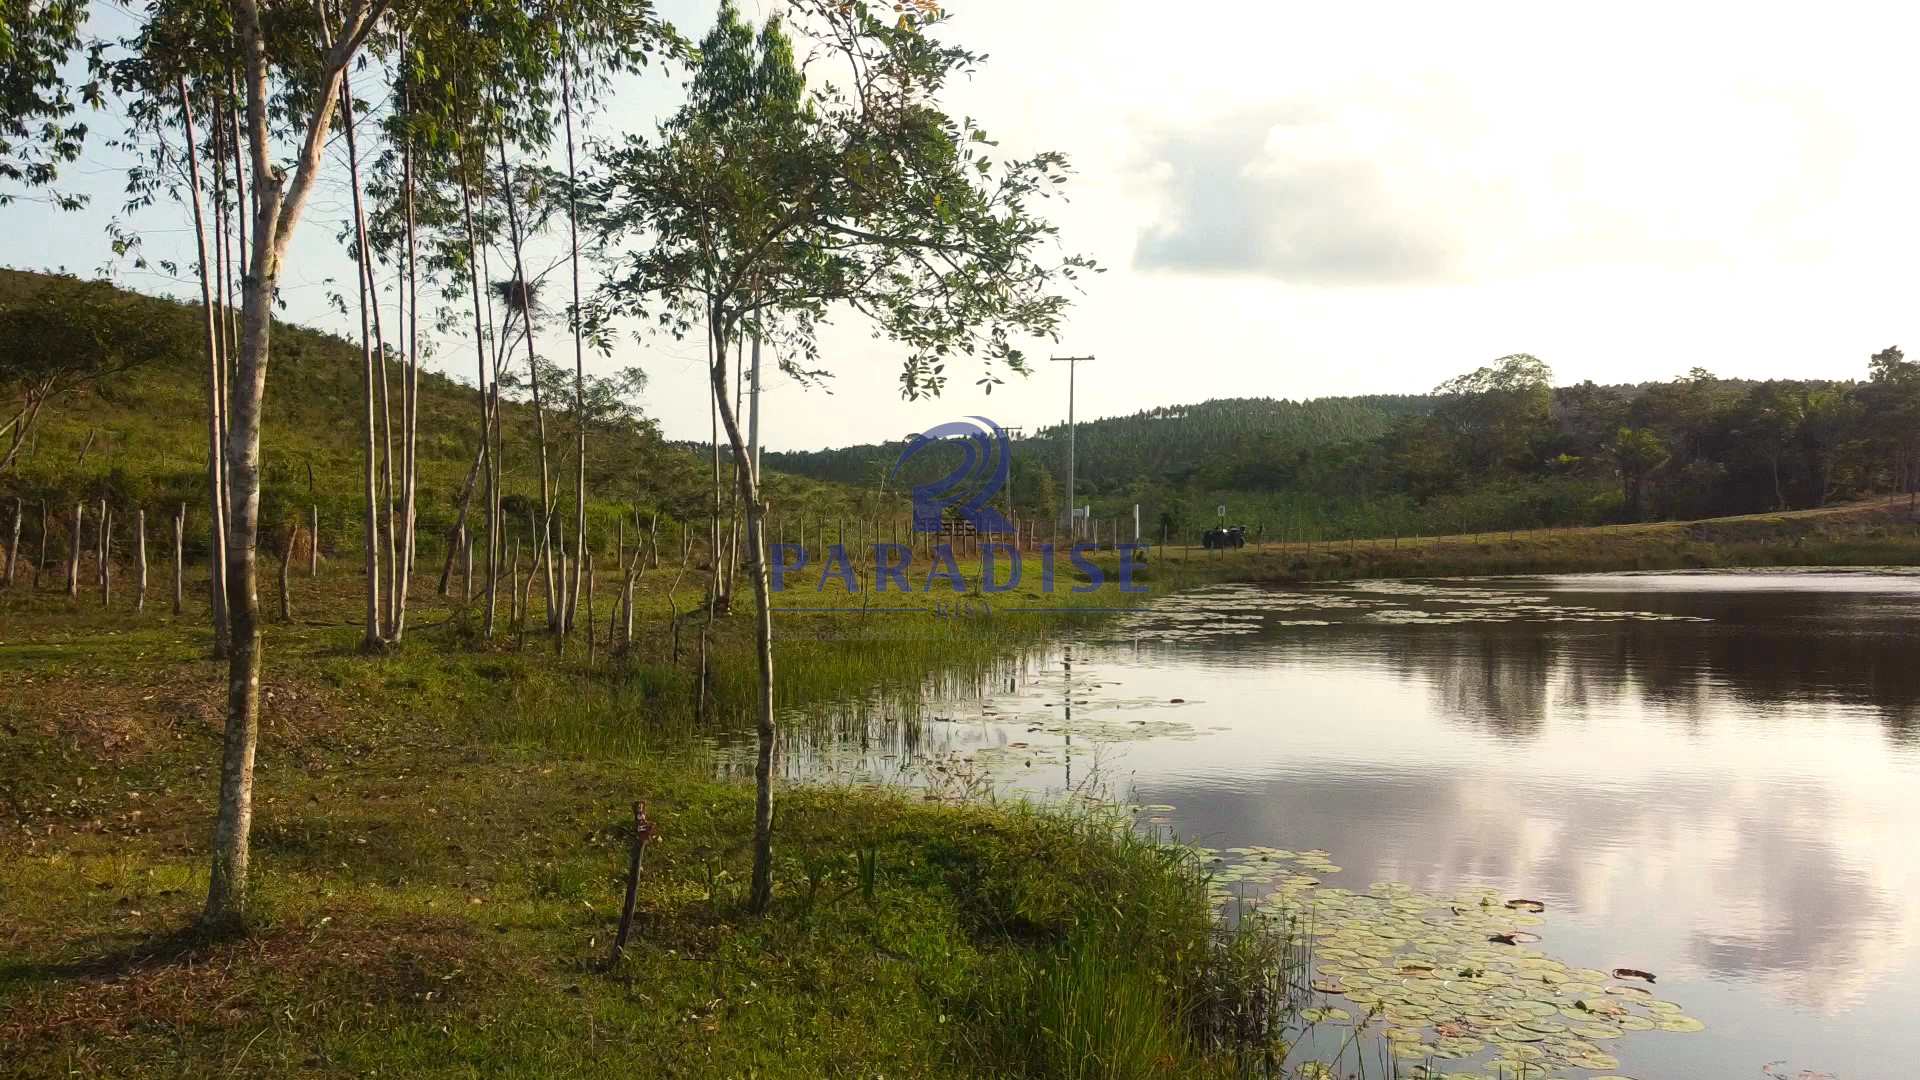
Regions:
[[0, 268, 857, 557]]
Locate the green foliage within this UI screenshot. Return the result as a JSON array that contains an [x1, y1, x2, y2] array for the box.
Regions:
[[0, 0, 102, 209], [0, 268, 873, 552], [774, 349, 1916, 542], [588, 0, 1093, 400]]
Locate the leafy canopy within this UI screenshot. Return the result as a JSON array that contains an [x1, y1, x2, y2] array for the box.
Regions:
[[586, 0, 1093, 399]]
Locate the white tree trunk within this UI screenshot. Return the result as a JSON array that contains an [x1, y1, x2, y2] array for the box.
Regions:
[[710, 322, 776, 914], [340, 66, 383, 649], [206, 0, 373, 929], [177, 79, 231, 655]]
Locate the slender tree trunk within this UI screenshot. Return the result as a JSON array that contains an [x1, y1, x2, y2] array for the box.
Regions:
[[562, 55, 589, 649], [459, 178, 497, 638], [395, 52, 420, 641], [135, 508, 147, 611], [173, 505, 185, 615], [309, 505, 319, 576], [340, 70, 383, 649], [554, 520, 569, 654], [708, 322, 776, 914], [584, 548, 595, 666], [206, 0, 366, 928], [178, 80, 230, 655], [508, 538, 521, 627], [462, 528, 473, 603], [36, 500, 47, 589], [495, 132, 556, 634]]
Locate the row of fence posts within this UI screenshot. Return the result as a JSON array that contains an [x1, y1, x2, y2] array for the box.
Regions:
[[0, 497, 334, 618]]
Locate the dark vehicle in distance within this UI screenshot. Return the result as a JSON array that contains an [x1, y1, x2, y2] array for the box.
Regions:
[[1202, 525, 1247, 550]]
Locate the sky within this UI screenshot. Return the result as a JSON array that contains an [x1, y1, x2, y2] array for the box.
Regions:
[[7, 0, 1918, 451]]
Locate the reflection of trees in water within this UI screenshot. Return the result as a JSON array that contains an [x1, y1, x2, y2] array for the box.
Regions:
[[1193, 586, 1920, 743], [1374, 628, 1558, 737], [1592, 593, 1920, 743]]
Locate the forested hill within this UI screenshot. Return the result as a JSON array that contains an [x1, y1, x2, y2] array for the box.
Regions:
[[766, 393, 1433, 492], [0, 268, 864, 551], [770, 350, 1916, 544]]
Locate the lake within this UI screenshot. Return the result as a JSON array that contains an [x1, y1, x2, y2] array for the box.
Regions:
[[766, 568, 1920, 1079]]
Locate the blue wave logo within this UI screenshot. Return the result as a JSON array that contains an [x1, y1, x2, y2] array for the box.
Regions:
[[889, 416, 1013, 535]]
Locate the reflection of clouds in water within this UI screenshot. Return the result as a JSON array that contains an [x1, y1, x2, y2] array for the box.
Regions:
[[1147, 768, 1917, 1020]]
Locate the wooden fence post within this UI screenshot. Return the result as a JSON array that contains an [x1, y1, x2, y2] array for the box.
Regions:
[[4, 497, 19, 586], [66, 501, 81, 596], [96, 498, 108, 589], [310, 505, 320, 576], [136, 508, 147, 611], [35, 500, 48, 589], [100, 504, 112, 607], [172, 505, 185, 615], [279, 524, 294, 621]]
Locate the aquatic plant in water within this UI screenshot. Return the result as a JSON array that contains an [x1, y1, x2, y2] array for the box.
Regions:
[[1188, 843, 1705, 1078]]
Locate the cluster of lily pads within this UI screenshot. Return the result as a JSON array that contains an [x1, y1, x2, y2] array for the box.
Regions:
[[1101, 580, 1713, 641], [1177, 841, 1704, 1079]]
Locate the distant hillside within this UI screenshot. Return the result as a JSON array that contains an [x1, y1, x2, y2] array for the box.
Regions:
[[0, 268, 862, 555], [766, 393, 1433, 503], [768, 348, 1905, 544]]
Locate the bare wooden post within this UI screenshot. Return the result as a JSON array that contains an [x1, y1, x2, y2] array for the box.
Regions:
[[279, 524, 294, 620], [172, 505, 185, 615], [100, 505, 112, 607], [609, 802, 656, 965], [66, 501, 81, 596], [97, 498, 108, 589], [461, 526, 473, 603], [647, 510, 659, 569], [309, 505, 320, 576], [35, 500, 49, 589], [135, 508, 148, 611], [4, 497, 19, 586]]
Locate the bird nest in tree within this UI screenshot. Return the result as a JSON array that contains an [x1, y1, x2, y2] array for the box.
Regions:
[[492, 278, 540, 314]]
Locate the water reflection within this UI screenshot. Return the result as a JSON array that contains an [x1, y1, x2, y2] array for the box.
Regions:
[[754, 571, 1920, 1078]]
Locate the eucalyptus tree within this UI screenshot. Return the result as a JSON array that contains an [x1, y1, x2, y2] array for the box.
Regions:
[[398, 0, 674, 641], [589, 0, 1092, 913]]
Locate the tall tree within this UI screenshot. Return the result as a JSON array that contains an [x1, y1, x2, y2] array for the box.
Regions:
[[589, 0, 1092, 913]]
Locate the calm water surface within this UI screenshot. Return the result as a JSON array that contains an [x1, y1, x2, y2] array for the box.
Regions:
[[770, 569, 1920, 1079]]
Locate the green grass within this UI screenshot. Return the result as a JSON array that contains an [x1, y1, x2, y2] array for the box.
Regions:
[[1141, 493, 1920, 582], [0, 541, 1287, 1078]]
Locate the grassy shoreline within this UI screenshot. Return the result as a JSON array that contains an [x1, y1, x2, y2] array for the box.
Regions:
[[4, 497, 1914, 1076]]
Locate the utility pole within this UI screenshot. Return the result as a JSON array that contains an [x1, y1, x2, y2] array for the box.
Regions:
[[1051, 355, 1094, 540]]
